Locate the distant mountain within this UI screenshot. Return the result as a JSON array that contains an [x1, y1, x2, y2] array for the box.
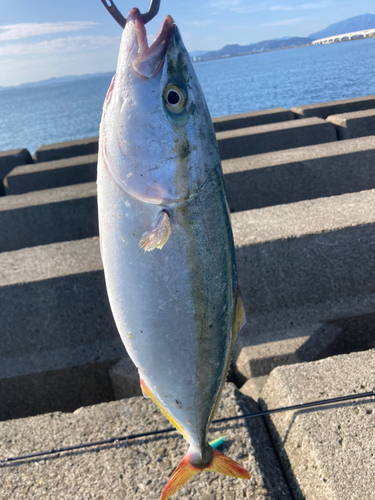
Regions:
[[197, 37, 313, 61], [189, 50, 207, 58], [0, 72, 114, 92], [309, 13, 375, 39]]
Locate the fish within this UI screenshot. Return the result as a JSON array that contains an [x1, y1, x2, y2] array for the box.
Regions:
[[97, 7, 250, 499]]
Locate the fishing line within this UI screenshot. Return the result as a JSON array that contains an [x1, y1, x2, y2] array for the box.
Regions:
[[1, 389, 374, 466]]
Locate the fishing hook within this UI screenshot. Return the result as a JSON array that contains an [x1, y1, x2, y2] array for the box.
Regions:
[[100, 0, 161, 28]]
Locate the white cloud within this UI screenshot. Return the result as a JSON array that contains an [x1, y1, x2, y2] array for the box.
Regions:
[[301, 2, 331, 8], [268, 5, 295, 10], [0, 49, 118, 87], [184, 20, 212, 28], [0, 36, 120, 56], [263, 17, 307, 26], [268, 2, 331, 11], [0, 22, 98, 42], [209, 0, 242, 10]]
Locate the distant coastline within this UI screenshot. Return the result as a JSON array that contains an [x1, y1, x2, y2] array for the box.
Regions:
[[1, 12, 375, 91], [192, 42, 312, 63]]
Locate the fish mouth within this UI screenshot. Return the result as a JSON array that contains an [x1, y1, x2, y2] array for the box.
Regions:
[[127, 7, 174, 79]]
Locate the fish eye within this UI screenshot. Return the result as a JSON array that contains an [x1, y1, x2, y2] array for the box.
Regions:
[[163, 84, 186, 113]]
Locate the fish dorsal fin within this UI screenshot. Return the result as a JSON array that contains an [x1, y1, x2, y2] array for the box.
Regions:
[[232, 286, 246, 348], [209, 286, 246, 425]]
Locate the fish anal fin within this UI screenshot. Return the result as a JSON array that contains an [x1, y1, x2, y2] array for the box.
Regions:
[[160, 446, 250, 500], [139, 210, 171, 252], [140, 378, 188, 441]]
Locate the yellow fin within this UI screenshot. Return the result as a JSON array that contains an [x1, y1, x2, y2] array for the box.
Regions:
[[140, 378, 188, 441], [160, 446, 250, 500], [139, 210, 171, 252], [232, 286, 246, 345], [209, 286, 246, 424]]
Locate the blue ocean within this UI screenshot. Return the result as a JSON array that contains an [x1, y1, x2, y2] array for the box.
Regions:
[[1, 37, 375, 154]]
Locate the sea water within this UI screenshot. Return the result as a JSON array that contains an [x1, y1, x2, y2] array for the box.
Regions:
[[0, 37, 374, 154]]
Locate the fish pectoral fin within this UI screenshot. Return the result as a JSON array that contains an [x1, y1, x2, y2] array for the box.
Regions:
[[139, 210, 171, 252], [161, 446, 250, 500]]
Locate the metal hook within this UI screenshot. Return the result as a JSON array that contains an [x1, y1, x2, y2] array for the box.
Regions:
[[100, 0, 161, 28]]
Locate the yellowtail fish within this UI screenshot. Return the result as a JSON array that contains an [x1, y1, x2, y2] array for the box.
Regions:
[[97, 6, 250, 499]]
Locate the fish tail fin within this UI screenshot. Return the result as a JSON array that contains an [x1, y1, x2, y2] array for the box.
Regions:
[[160, 446, 250, 500], [160, 449, 200, 500]]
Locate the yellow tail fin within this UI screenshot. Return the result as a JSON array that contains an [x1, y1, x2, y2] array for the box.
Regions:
[[161, 446, 250, 500]]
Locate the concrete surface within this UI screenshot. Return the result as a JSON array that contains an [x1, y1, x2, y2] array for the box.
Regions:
[[240, 376, 269, 401], [2, 186, 375, 417], [0, 384, 292, 500], [232, 189, 375, 383], [0, 148, 32, 195], [217, 117, 337, 159], [212, 107, 294, 132], [4, 153, 97, 194], [109, 357, 143, 399], [292, 94, 375, 119], [222, 136, 375, 211], [33, 136, 98, 162], [260, 349, 375, 500], [6, 137, 375, 253], [0, 182, 98, 252], [0, 238, 125, 420], [327, 109, 375, 140]]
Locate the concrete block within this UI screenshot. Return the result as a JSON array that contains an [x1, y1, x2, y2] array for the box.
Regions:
[[232, 189, 375, 383], [212, 107, 295, 132], [0, 148, 32, 195], [0, 182, 98, 252], [217, 117, 337, 159], [3, 188, 375, 412], [327, 109, 375, 140], [292, 94, 375, 119], [109, 356, 143, 399], [33, 136, 98, 162], [223, 136, 375, 211], [2, 138, 373, 254], [240, 376, 269, 400], [260, 350, 375, 500], [3, 138, 375, 253], [0, 384, 292, 500], [0, 238, 126, 420], [4, 153, 97, 194]]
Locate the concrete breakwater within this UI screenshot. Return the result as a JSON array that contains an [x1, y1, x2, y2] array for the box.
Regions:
[[1, 95, 374, 499]]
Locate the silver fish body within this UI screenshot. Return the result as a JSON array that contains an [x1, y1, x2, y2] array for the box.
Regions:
[[97, 8, 248, 498]]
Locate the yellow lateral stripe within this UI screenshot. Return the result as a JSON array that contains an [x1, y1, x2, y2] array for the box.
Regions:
[[140, 380, 189, 441]]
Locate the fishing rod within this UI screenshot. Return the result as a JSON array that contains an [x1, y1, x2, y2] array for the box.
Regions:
[[1, 389, 374, 466]]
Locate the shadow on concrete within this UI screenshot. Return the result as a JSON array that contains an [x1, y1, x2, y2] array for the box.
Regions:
[[0, 271, 121, 421], [259, 398, 374, 500], [233, 389, 295, 499], [0, 360, 118, 422], [0, 197, 98, 252], [226, 150, 375, 212], [5, 161, 97, 195]]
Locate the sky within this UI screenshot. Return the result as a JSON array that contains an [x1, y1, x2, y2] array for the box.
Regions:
[[0, 0, 374, 87]]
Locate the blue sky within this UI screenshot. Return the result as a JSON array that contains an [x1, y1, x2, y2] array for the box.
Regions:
[[0, 0, 374, 86]]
